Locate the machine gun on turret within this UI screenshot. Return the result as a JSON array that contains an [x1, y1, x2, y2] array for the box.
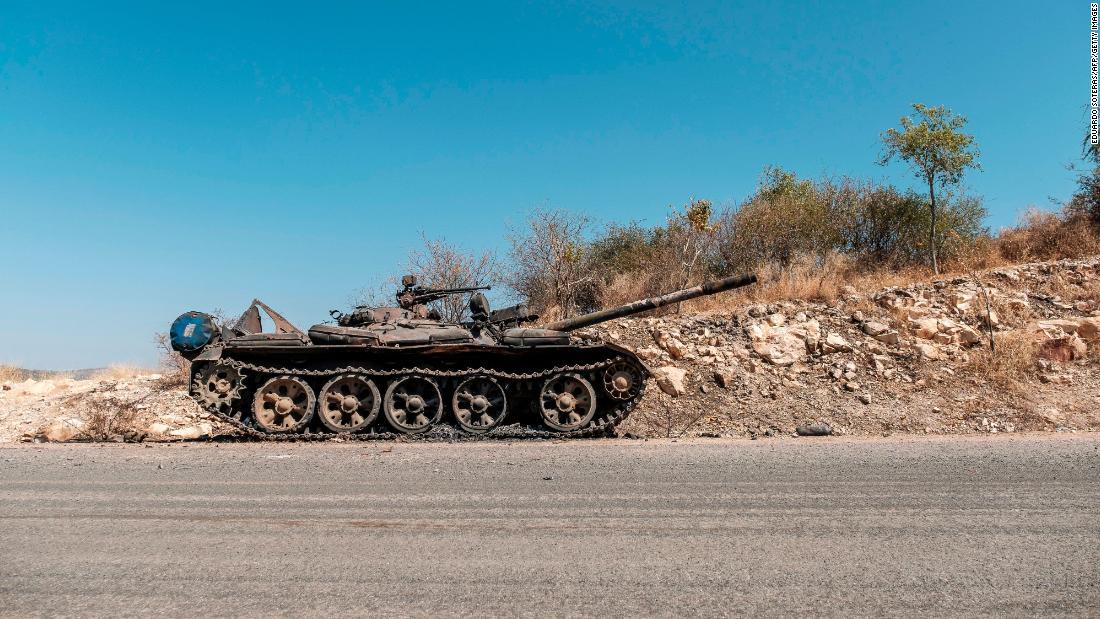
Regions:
[[395, 274, 491, 311]]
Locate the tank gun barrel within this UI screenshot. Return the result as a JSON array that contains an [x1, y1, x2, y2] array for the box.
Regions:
[[542, 273, 757, 332]]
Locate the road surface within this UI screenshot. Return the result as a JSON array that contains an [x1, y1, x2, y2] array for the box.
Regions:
[[1, 436, 1098, 617]]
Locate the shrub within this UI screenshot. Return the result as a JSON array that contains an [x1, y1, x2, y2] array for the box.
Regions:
[[996, 209, 1100, 262], [1067, 165, 1100, 225], [507, 208, 594, 318]]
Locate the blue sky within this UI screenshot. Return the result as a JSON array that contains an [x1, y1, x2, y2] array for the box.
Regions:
[[0, 1, 1086, 369]]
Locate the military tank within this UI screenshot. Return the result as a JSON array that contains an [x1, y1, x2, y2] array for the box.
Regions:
[[169, 272, 757, 439]]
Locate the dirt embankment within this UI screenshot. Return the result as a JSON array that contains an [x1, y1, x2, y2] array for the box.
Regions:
[[2, 256, 1099, 442], [611, 256, 1100, 438]]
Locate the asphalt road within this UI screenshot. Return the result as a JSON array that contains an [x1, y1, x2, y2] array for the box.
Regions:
[[1, 436, 1097, 617]]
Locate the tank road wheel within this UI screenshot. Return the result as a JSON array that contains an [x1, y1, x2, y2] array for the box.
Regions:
[[539, 373, 597, 432], [252, 376, 315, 433], [383, 376, 443, 434], [317, 374, 381, 433], [193, 362, 245, 415], [451, 376, 507, 433], [602, 360, 643, 401]]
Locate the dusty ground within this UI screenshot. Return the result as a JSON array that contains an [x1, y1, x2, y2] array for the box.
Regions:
[[1, 256, 1099, 442], [0, 436, 1096, 617]]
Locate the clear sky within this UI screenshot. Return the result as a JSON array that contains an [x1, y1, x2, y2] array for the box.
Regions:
[[0, 1, 1086, 369]]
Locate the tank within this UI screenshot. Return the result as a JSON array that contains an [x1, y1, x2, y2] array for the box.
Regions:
[[169, 272, 757, 438]]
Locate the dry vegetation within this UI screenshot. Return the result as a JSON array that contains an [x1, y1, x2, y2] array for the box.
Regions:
[[963, 330, 1041, 389], [76, 393, 143, 441], [361, 162, 1100, 331], [0, 365, 29, 384], [494, 166, 1100, 322]]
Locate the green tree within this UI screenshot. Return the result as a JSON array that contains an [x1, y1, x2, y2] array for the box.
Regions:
[[879, 104, 981, 274]]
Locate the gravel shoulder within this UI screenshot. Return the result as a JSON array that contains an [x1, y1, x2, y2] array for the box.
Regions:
[[1, 435, 1097, 617]]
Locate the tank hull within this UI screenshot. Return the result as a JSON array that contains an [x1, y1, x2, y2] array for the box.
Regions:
[[189, 342, 649, 438]]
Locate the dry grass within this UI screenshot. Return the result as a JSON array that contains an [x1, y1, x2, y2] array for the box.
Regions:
[[154, 332, 191, 389], [963, 330, 1040, 389], [0, 364, 29, 384], [685, 252, 930, 313], [997, 210, 1100, 263], [90, 364, 154, 381], [75, 394, 145, 441], [598, 273, 660, 310]]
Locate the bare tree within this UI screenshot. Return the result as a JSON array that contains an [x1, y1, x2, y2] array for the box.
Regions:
[[406, 234, 498, 322], [507, 208, 592, 318]]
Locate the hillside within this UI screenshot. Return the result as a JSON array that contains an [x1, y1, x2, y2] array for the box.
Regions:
[[1, 256, 1098, 442]]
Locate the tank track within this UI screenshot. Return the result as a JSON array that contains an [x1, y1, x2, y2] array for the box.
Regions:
[[190, 355, 644, 441]]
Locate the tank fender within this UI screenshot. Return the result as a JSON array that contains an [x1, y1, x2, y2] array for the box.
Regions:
[[192, 345, 224, 362], [603, 342, 652, 376]]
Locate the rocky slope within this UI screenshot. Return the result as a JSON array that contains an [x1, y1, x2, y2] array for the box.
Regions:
[[2, 256, 1098, 442], [605, 256, 1100, 438]]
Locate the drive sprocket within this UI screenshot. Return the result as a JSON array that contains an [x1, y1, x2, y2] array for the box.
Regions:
[[192, 362, 246, 415]]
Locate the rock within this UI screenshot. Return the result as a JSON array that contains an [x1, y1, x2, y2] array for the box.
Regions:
[[749, 323, 807, 367], [956, 325, 982, 346], [858, 394, 871, 405], [932, 332, 953, 345], [873, 330, 900, 345], [1039, 318, 1100, 341], [861, 321, 889, 337], [713, 370, 734, 389], [168, 422, 213, 440], [983, 310, 1000, 327], [635, 346, 663, 361], [147, 422, 172, 434], [767, 313, 786, 327], [911, 317, 939, 339], [788, 319, 820, 340], [1037, 336, 1088, 362], [651, 330, 686, 360], [1079, 318, 1100, 340], [664, 338, 686, 360], [822, 333, 852, 353], [39, 417, 85, 442], [947, 290, 974, 312], [914, 343, 940, 360], [795, 423, 833, 436], [850, 310, 865, 323], [653, 366, 688, 397]]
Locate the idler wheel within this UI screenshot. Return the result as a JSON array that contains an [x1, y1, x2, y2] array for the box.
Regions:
[[383, 376, 443, 434], [602, 360, 643, 401], [318, 374, 380, 433], [539, 373, 597, 432], [193, 362, 245, 414], [252, 376, 315, 433], [451, 376, 507, 433]]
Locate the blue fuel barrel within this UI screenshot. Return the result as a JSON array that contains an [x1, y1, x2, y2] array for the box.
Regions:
[[169, 311, 218, 352]]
